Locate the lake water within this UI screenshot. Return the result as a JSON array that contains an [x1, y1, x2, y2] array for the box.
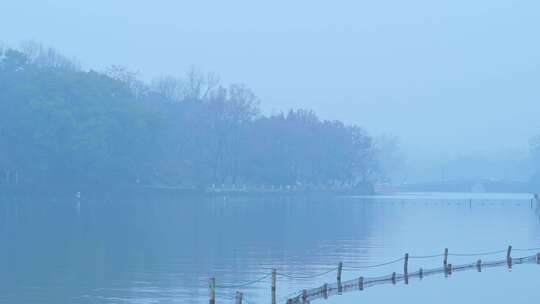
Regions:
[[1, 192, 539, 304]]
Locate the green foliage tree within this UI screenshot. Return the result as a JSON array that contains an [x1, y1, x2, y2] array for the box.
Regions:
[[0, 45, 387, 191]]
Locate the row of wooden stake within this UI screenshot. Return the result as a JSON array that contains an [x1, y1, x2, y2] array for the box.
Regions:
[[208, 245, 516, 304], [210, 195, 540, 304], [209, 269, 278, 304]]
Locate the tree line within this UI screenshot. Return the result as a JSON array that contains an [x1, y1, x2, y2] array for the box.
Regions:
[[0, 42, 397, 191], [530, 135, 540, 188]]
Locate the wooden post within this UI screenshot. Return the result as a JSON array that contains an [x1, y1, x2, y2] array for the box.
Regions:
[[404, 253, 409, 273], [404, 253, 409, 284], [507, 245, 513, 269], [271, 269, 277, 304], [302, 289, 308, 304], [476, 259, 482, 272], [391, 272, 396, 284], [447, 264, 452, 275], [235, 291, 243, 304], [419, 268, 423, 279], [337, 262, 343, 294], [359, 277, 364, 291], [323, 283, 328, 299], [443, 248, 448, 267], [209, 278, 216, 304]]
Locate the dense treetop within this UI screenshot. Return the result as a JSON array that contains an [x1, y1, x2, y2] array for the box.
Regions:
[[0, 43, 393, 189]]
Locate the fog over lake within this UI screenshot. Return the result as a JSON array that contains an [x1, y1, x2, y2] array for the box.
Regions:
[[1, 1, 540, 304], [2, 0, 539, 182]]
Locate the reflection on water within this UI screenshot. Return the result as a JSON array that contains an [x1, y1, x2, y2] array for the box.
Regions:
[[0, 193, 539, 304]]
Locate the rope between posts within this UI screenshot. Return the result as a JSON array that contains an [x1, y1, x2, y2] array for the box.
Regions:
[[212, 246, 540, 293], [411, 247, 540, 258], [216, 273, 271, 289], [448, 249, 507, 257], [409, 253, 445, 259], [286, 254, 539, 304], [513, 247, 540, 252], [344, 257, 405, 269], [277, 267, 338, 279]]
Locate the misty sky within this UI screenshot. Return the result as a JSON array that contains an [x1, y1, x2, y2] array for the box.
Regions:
[[2, 0, 539, 179]]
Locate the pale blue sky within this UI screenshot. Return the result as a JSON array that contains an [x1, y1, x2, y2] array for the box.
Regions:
[[2, 0, 539, 178]]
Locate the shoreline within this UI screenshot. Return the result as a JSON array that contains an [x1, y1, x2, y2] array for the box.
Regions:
[[0, 184, 374, 199]]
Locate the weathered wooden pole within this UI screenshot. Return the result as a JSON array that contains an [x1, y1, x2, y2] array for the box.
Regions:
[[271, 269, 277, 304], [391, 272, 396, 284], [209, 278, 216, 304], [235, 291, 243, 304], [443, 248, 449, 267], [476, 259, 482, 272], [404, 253, 409, 284], [302, 289, 308, 304], [507, 245, 513, 268], [323, 283, 328, 299], [358, 277, 364, 291], [337, 262, 343, 293], [419, 268, 423, 279], [337, 262, 343, 282], [404, 253, 409, 273]]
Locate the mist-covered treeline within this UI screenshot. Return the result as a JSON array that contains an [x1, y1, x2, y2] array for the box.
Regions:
[[0, 43, 389, 189], [529, 135, 540, 187]]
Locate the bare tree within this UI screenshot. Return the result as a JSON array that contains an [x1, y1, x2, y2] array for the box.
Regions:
[[106, 65, 148, 97], [152, 68, 221, 103], [19, 40, 80, 71], [227, 84, 260, 122], [152, 76, 183, 102], [181, 67, 220, 101]]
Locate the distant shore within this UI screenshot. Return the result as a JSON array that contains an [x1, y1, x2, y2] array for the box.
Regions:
[[0, 183, 374, 200]]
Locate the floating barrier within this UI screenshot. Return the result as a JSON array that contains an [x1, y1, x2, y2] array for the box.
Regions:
[[208, 247, 540, 304]]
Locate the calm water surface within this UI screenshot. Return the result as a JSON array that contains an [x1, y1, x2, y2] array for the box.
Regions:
[[1, 192, 539, 304]]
